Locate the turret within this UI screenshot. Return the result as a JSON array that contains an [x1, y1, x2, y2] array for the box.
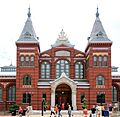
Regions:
[[16, 7, 40, 110], [85, 7, 112, 107]]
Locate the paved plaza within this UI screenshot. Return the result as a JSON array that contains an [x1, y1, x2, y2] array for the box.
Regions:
[[0, 110, 120, 117]]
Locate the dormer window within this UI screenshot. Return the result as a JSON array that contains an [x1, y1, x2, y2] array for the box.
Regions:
[[96, 31, 103, 37], [24, 32, 31, 38], [24, 32, 31, 36]]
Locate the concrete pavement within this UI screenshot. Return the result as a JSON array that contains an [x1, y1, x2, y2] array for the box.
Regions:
[[0, 110, 120, 117]]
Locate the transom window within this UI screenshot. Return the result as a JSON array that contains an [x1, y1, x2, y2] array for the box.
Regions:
[[23, 93, 31, 103], [41, 61, 50, 79], [8, 85, 16, 101], [96, 75, 105, 86], [56, 60, 69, 78], [0, 87, 2, 101], [75, 61, 84, 79], [23, 75, 31, 85]]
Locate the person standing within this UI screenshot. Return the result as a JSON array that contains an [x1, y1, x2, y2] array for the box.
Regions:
[[108, 104, 113, 117], [62, 103, 64, 110], [68, 105, 71, 117]]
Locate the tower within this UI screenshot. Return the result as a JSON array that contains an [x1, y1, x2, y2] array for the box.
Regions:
[[85, 8, 112, 107], [16, 8, 40, 109]]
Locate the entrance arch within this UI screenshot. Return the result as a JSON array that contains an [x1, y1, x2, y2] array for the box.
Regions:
[[55, 83, 71, 109], [50, 72, 77, 110]]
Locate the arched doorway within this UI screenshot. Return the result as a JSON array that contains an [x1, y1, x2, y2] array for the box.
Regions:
[[55, 83, 71, 110]]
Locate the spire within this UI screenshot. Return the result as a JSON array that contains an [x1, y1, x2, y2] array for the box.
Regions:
[[88, 7, 111, 43], [27, 7, 31, 17], [51, 29, 74, 48], [96, 7, 99, 18], [16, 7, 38, 43]]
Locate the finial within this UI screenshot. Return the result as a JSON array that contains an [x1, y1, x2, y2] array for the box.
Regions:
[[58, 29, 67, 40], [27, 6, 31, 17], [96, 7, 99, 17]]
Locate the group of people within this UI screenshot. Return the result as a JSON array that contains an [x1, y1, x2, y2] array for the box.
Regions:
[[19, 103, 32, 117], [83, 104, 113, 117], [50, 104, 72, 117]]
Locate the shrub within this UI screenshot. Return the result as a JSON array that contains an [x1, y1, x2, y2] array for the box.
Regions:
[[9, 104, 19, 113]]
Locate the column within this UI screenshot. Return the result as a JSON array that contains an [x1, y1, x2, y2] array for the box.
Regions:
[[72, 90, 77, 110], [51, 88, 55, 107]]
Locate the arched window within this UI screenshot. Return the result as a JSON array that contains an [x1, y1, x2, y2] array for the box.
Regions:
[[93, 56, 97, 66], [98, 55, 102, 66], [8, 85, 16, 101], [23, 93, 31, 103], [96, 75, 105, 86], [104, 55, 107, 66], [56, 60, 70, 78], [30, 56, 34, 66], [20, 56, 24, 66], [41, 61, 50, 79], [23, 75, 31, 85], [25, 56, 29, 66], [75, 61, 84, 79], [112, 86, 118, 102], [0, 87, 2, 101]]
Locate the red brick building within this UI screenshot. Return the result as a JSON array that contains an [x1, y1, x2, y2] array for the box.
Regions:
[[0, 8, 120, 110]]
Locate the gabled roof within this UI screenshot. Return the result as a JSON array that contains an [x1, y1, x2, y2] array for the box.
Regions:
[[16, 8, 39, 43], [89, 8, 112, 43], [51, 29, 74, 48]]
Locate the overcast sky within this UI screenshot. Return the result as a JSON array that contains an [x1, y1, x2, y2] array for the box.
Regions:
[[0, 0, 120, 68]]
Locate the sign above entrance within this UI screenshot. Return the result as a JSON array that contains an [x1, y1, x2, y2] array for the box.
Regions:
[[55, 50, 70, 56]]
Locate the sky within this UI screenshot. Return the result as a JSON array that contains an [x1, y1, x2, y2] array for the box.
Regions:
[[0, 0, 120, 68]]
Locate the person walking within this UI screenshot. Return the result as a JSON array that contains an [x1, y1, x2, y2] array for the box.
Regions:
[[58, 105, 62, 117], [50, 106, 56, 117], [68, 105, 72, 117], [19, 106, 23, 117], [83, 108, 88, 117], [55, 105, 58, 115], [91, 105, 96, 117]]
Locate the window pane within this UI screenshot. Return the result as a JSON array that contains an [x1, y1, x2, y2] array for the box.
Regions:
[[75, 62, 84, 79], [96, 76, 104, 85], [97, 93, 105, 103], [41, 61, 50, 79], [30, 56, 34, 66], [98, 56, 102, 66], [20, 56, 24, 66], [8, 86, 16, 101], [23, 76, 31, 85], [112, 86, 118, 102], [104, 56, 107, 66], [0, 87, 2, 101]]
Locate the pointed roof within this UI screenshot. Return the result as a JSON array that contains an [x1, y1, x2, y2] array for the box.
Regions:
[[16, 7, 39, 43], [51, 29, 74, 47], [89, 7, 112, 43]]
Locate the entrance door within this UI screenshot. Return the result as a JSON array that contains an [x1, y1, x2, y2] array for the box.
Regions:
[[55, 84, 71, 110]]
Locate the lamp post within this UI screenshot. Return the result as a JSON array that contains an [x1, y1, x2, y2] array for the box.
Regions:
[[41, 99, 44, 116]]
